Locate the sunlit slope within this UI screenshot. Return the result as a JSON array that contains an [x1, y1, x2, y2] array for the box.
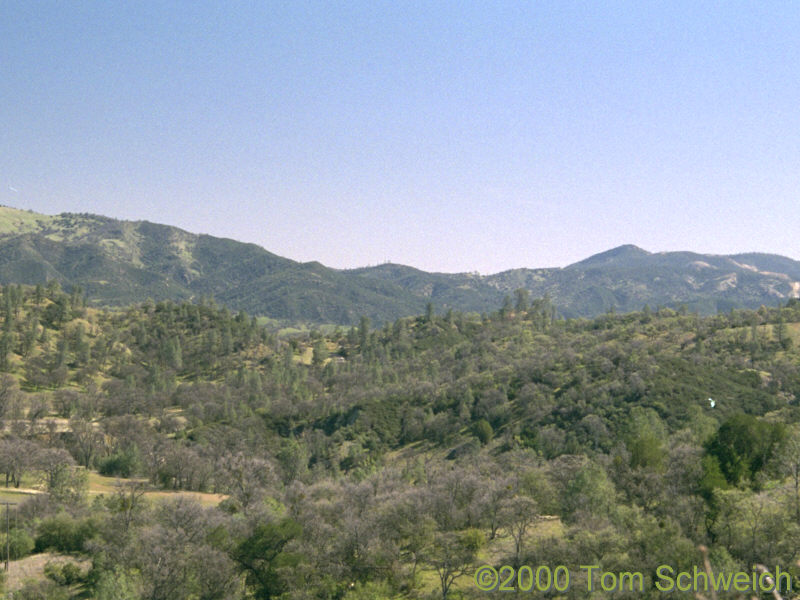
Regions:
[[356, 244, 800, 317], [0, 207, 424, 323], [2, 207, 800, 322]]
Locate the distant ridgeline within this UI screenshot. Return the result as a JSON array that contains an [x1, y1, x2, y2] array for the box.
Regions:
[[1, 206, 799, 324]]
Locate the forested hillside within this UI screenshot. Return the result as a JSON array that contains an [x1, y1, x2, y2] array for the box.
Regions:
[[355, 244, 800, 318], [3, 206, 800, 326], [1, 283, 800, 598], [0, 206, 427, 325]]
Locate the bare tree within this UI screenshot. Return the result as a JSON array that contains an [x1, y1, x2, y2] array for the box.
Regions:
[[111, 480, 149, 533], [216, 452, 276, 512], [0, 437, 39, 487], [425, 529, 483, 600], [37, 447, 87, 503], [124, 497, 243, 600], [0, 373, 19, 418], [481, 475, 515, 540], [68, 417, 103, 468], [53, 388, 80, 418], [500, 495, 539, 566]]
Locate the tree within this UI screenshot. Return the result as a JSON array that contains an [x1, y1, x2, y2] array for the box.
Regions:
[[706, 414, 786, 487], [358, 316, 370, 349], [426, 529, 483, 600], [0, 437, 38, 488], [0, 374, 19, 418], [775, 315, 792, 350], [778, 426, 800, 522], [710, 488, 800, 567], [500, 496, 539, 566], [499, 295, 513, 319], [67, 417, 103, 468], [92, 568, 143, 600], [276, 437, 308, 485], [217, 452, 276, 511], [558, 459, 616, 523], [108, 480, 149, 533], [38, 448, 88, 504], [472, 419, 493, 445], [163, 337, 183, 370], [312, 339, 329, 367], [480, 475, 515, 541], [514, 288, 530, 312], [123, 497, 241, 600], [0, 332, 13, 372], [129, 525, 195, 600], [380, 499, 435, 586], [232, 518, 302, 599], [425, 302, 435, 323]]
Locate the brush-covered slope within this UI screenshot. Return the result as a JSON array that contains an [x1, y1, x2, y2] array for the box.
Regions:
[[2, 207, 799, 322], [4, 283, 800, 599], [356, 244, 800, 318], [487, 245, 800, 317], [0, 207, 424, 324]]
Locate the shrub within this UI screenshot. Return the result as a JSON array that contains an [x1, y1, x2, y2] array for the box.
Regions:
[[99, 448, 141, 478], [61, 562, 83, 585], [472, 419, 493, 445], [91, 567, 143, 600], [44, 561, 83, 585], [35, 514, 98, 553], [0, 528, 35, 559], [10, 579, 70, 600]]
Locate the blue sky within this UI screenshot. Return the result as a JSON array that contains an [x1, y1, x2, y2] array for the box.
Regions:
[[3, 2, 799, 273]]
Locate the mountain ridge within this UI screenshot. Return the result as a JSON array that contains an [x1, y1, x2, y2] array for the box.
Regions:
[[1, 206, 798, 323]]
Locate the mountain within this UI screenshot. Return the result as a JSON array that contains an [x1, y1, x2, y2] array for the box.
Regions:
[[356, 244, 800, 318], [0, 206, 426, 324], [1, 206, 799, 323], [346, 263, 505, 313]]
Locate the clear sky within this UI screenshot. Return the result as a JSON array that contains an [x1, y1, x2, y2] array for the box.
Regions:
[[3, 2, 799, 273]]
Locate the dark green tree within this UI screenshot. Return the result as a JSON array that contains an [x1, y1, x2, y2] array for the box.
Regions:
[[706, 414, 786, 487], [514, 288, 530, 312], [232, 519, 302, 599]]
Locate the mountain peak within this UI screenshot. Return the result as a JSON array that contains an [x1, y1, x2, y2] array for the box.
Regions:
[[569, 244, 650, 268]]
